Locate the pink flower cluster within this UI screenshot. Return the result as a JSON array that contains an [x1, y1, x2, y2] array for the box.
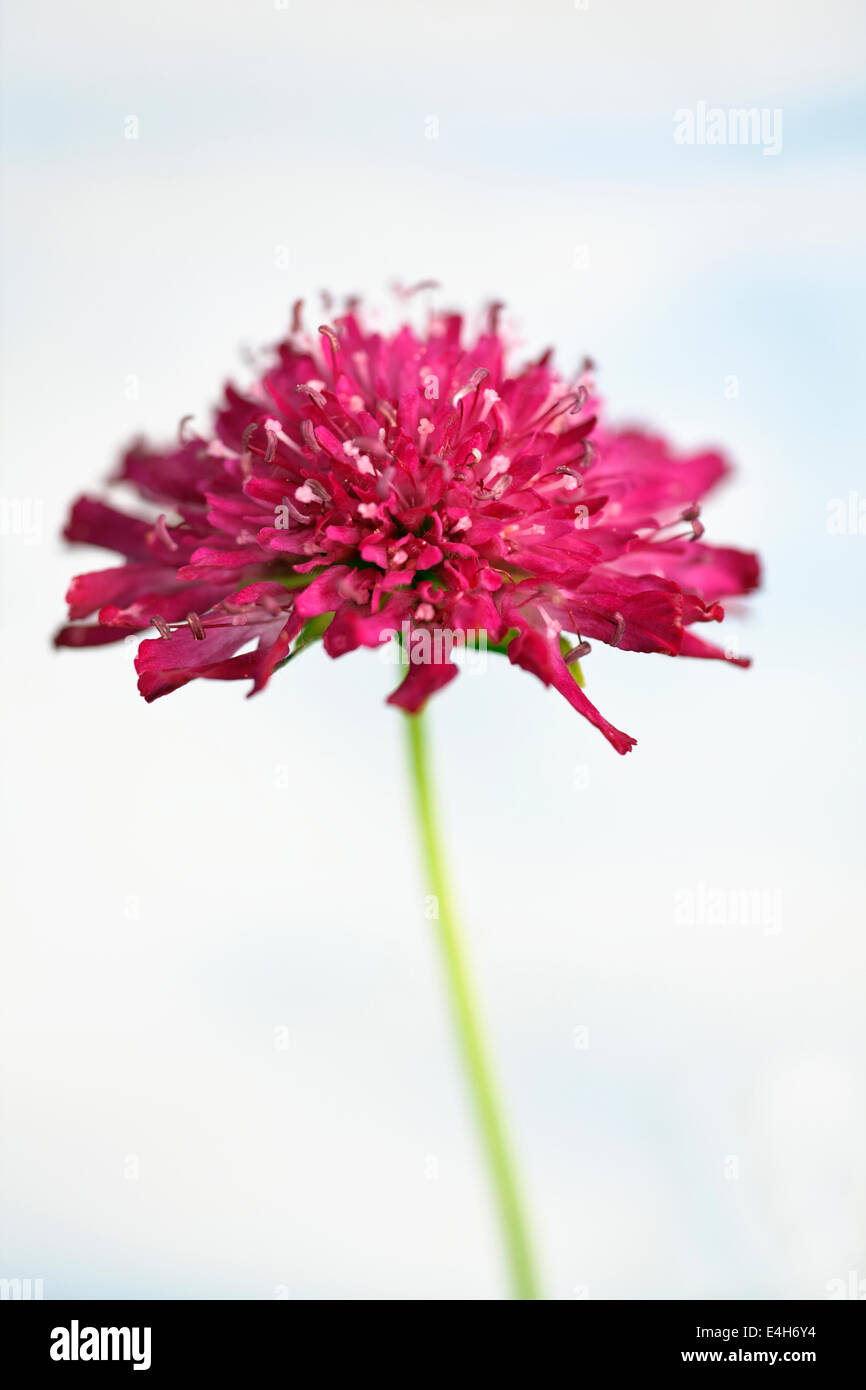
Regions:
[[57, 303, 758, 752]]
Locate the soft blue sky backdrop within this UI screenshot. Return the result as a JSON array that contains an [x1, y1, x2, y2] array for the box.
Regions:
[[1, 0, 864, 1299]]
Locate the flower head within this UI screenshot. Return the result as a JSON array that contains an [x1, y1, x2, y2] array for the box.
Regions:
[[56, 301, 759, 752]]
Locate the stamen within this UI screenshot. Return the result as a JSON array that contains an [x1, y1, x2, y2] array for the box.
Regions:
[[609, 612, 625, 647], [153, 514, 179, 551], [291, 299, 304, 334], [477, 474, 512, 500], [351, 434, 391, 458], [296, 478, 331, 504], [281, 494, 312, 524], [352, 452, 376, 477], [318, 323, 339, 353], [680, 505, 704, 540], [150, 616, 172, 640], [555, 464, 584, 483], [301, 420, 321, 452], [487, 301, 505, 333], [404, 279, 441, 298], [296, 382, 327, 409], [453, 367, 492, 408], [178, 414, 198, 444], [484, 453, 510, 484], [520, 388, 587, 440], [564, 640, 591, 663], [318, 324, 340, 378], [655, 505, 704, 543], [186, 611, 205, 641]]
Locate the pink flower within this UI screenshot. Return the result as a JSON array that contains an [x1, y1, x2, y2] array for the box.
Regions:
[[56, 302, 759, 752]]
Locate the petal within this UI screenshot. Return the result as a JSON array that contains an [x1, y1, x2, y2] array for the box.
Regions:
[[135, 585, 301, 701], [54, 624, 131, 648], [508, 624, 636, 754], [66, 564, 180, 620], [387, 658, 459, 712], [63, 497, 154, 561], [616, 541, 760, 604], [679, 631, 751, 667]]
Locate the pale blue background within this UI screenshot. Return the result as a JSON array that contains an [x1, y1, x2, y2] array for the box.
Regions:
[[1, 0, 864, 1299]]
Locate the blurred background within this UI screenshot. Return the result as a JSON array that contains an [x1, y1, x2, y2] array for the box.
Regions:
[[1, 0, 864, 1299]]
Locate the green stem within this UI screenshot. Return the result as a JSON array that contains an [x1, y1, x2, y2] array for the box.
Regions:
[[405, 711, 541, 1300]]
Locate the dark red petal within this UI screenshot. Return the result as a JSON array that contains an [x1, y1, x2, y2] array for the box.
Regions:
[[508, 624, 636, 755], [679, 631, 751, 667], [54, 624, 132, 648], [387, 659, 459, 712]]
